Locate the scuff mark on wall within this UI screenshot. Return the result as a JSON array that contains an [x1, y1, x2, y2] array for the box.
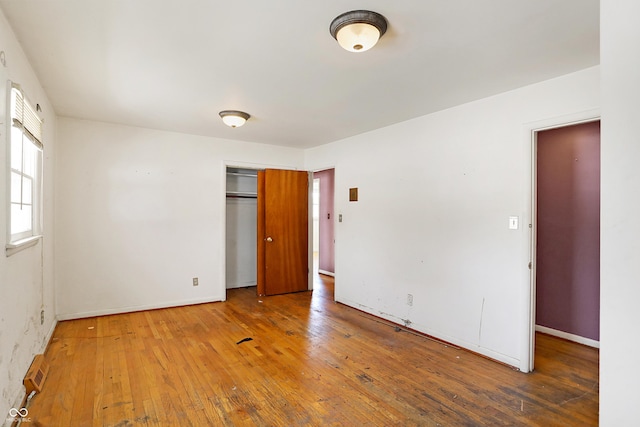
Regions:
[[377, 310, 407, 325], [479, 297, 486, 344], [8, 344, 20, 382], [24, 315, 39, 337], [10, 344, 19, 363]]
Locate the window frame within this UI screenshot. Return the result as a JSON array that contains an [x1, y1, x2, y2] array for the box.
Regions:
[[6, 82, 44, 256]]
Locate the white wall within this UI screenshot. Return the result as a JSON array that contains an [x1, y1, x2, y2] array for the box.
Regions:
[[600, 0, 640, 424], [55, 118, 304, 319], [305, 66, 600, 368], [0, 10, 57, 423]]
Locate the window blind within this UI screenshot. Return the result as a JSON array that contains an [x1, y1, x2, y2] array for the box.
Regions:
[[12, 86, 43, 148]]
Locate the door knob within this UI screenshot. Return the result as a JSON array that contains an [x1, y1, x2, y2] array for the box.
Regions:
[[266, 237, 273, 242]]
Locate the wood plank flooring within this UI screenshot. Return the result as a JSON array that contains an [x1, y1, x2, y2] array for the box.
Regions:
[[26, 275, 598, 426]]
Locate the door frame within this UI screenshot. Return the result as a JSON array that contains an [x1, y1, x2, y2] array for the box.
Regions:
[[521, 109, 600, 372], [221, 161, 312, 300], [312, 167, 336, 277]]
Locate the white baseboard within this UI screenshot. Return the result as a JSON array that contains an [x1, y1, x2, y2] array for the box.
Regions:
[[535, 325, 600, 348], [318, 269, 335, 277], [43, 319, 57, 349], [56, 296, 224, 321], [226, 281, 257, 289], [337, 296, 521, 369]]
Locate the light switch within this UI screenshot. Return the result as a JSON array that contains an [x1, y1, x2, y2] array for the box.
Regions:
[[509, 216, 519, 230]]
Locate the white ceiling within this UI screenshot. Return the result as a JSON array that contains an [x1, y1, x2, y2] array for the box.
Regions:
[[0, 1, 599, 148]]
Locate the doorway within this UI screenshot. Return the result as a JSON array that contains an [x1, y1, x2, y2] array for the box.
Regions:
[[312, 169, 335, 278], [225, 166, 312, 297], [224, 165, 320, 298], [530, 119, 600, 370]]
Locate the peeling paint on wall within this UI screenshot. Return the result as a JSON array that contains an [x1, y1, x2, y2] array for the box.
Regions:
[[479, 297, 485, 344], [0, 13, 57, 420]]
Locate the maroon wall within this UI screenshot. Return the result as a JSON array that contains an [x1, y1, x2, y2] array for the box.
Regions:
[[315, 169, 335, 274], [536, 121, 600, 341]]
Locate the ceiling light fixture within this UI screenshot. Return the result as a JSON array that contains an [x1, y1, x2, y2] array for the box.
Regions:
[[329, 10, 388, 53], [219, 110, 250, 128]]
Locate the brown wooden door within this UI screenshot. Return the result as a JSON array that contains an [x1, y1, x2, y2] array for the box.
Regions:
[[257, 169, 309, 296]]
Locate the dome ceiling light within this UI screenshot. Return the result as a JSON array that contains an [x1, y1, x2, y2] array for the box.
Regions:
[[329, 10, 388, 53], [219, 110, 250, 128]]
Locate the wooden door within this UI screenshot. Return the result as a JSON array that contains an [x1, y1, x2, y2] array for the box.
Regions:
[[257, 169, 309, 296]]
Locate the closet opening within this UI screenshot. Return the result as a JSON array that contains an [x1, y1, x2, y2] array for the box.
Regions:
[[225, 167, 259, 291]]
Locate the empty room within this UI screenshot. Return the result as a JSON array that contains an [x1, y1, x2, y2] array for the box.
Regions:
[[1, 1, 639, 426]]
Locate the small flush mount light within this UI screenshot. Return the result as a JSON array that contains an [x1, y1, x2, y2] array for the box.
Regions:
[[330, 10, 388, 53], [219, 110, 250, 128]]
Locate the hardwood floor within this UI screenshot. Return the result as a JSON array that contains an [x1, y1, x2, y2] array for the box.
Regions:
[[26, 275, 598, 426]]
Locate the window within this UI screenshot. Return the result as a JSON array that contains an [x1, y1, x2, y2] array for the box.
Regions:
[[7, 84, 43, 250]]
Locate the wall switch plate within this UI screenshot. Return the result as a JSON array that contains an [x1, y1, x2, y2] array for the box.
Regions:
[[509, 216, 519, 230], [407, 294, 413, 306], [339, 214, 343, 222], [193, 277, 199, 286]]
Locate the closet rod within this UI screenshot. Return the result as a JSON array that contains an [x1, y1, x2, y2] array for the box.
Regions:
[[226, 172, 258, 178], [226, 192, 258, 199]]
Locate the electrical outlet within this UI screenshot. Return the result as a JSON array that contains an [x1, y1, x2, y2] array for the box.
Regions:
[[40, 310, 44, 325], [407, 294, 413, 306], [193, 277, 199, 286]]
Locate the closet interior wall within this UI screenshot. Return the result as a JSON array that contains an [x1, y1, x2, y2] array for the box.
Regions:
[[225, 167, 258, 289]]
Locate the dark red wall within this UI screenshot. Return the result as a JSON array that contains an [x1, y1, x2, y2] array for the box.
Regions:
[[315, 169, 335, 273], [536, 121, 600, 341]]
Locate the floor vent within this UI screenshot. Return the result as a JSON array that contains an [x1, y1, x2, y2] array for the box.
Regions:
[[24, 354, 49, 395]]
